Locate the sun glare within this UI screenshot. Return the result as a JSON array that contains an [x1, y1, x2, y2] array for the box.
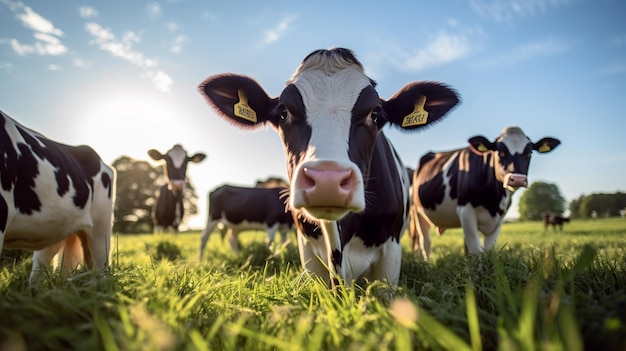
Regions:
[[72, 91, 188, 164]]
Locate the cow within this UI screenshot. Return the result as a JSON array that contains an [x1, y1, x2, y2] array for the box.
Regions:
[[543, 213, 569, 232], [198, 47, 459, 288], [148, 144, 206, 233], [409, 126, 560, 260], [199, 184, 293, 258], [0, 109, 115, 281]]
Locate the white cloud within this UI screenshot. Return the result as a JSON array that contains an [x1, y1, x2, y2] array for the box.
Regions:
[[0, 62, 13, 72], [73, 58, 91, 68], [147, 70, 173, 92], [147, 2, 162, 20], [171, 35, 187, 53], [85, 22, 171, 92], [17, 5, 63, 36], [78, 6, 98, 19], [3, 2, 68, 56], [10, 38, 35, 55], [401, 31, 473, 72], [470, 0, 574, 22], [166, 22, 178, 31], [474, 38, 569, 68], [85, 23, 154, 67], [262, 16, 295, 45], [48, 64, 61, 71]]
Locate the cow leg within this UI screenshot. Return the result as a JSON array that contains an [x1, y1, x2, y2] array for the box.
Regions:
[[199, 219, 219, 261], [458, 205, 482, 254], [319, 221, 343, 288], [30, 241, 65, 282], [265, 223, 279, 248], [367, 239, 402, 289], [297, 230, 331, 286], [415, 211, 433, 261], [226, 228, 240, 254]]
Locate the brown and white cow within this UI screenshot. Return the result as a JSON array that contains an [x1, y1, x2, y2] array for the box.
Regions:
[[199, 48, 459, 288], [409, 126, 560, 260], [148, 144, 206, 233], [0, 109, 115, 281], [199, 184, 293, 258]]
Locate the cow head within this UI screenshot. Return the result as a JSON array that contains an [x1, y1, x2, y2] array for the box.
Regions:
[[199, 48, 459, 222], [148, 144, 206, 193], [468, 126, 560, 191]]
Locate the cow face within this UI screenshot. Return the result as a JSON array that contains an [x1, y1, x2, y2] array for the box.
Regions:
[[468, 126, 560, 191], [199, 48, 458, 222], [148, 144, 206, 193]]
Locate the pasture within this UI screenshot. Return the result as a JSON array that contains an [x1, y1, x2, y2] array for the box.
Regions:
[[1, 218, 625, 350]]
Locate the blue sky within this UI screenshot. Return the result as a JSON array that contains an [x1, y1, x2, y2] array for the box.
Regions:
[[1, 0, 625, 228]]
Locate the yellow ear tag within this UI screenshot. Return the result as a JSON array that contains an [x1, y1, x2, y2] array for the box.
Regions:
[[477, 143, 488, 152], [538, 142, 551, 153], [401, 95, 429, 128], [234, 89, 257, 123]]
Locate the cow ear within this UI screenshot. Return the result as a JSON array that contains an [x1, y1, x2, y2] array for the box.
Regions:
[[148, 149, 164, 161], [533, 137, 561, 153], [199, 74, 278, 129], [468, 136, 494, 154], [382, 82, 459, 131], [188, 153, 207, 163]]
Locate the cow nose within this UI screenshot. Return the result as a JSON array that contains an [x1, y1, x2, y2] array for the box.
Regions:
[[295, 162, 358, 210], [170, 180, 185, 191], [507, 174, 528, 188]]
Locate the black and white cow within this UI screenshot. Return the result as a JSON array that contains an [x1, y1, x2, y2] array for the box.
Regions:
[[0, 109, 114, 281], [199, 48, 459, 288], [148, 144, 206, 233], [409, 126, 560, 260], [543, 213, 569, 232], [199, 184, 293, 258]]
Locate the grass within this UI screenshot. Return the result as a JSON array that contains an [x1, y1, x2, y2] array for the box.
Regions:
[[1, 218, 625, 350]]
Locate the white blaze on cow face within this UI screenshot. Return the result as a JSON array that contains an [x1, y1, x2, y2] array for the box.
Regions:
[[288, 68, 372, 221], [495, 127, 532, 191]]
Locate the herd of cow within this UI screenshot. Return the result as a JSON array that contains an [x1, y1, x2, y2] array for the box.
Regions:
[[0, 48, 561, 289]]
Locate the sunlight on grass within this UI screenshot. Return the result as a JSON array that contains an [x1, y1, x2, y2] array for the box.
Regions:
[[1, 218, 625, 350]]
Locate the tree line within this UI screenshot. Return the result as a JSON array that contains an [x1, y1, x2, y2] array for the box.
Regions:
[[518, 181, 625, 220]]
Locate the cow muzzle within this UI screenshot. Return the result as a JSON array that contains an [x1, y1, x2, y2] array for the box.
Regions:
[[504, 173, 528, 191], [169, 180, 185, 192], [291, 161, 363, 220]]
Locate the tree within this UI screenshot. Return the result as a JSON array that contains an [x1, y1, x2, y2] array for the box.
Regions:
[[111, 156, 201, 233], [518, 181, 566, 220], [112, 156, 161, 233], [575, 192, 626, 218]]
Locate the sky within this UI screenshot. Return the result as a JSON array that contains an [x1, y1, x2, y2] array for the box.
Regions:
[[1, 0, 625, 229]]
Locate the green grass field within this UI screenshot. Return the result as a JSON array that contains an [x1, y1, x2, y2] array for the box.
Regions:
[[1, 218, 625, 350]]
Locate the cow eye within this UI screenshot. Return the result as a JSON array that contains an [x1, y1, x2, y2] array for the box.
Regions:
[[279, 107, 288, 120], [371, 111, 379, 124]]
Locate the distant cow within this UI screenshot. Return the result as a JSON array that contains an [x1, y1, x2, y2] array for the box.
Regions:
[[0, 109, 114, 281], [148, 145, 206, 233], [544, 214, 569, 232], [410, 126, 560, 260], [199, 184, 293, 258], [199, 47, 459, 288]]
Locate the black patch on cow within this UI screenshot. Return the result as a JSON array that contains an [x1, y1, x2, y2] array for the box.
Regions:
[[348, 86, 381, 177], [0, 194, 7, 233], [0, 114, 19, 192], [331, 249, 343, 267], [455, 150, 506, 217], [277, 84, 310, 178], [15, 143, 42, 214], [101, 171, 112, 199], [415, 151, 457, 210], [152, 184, 184, 229]]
